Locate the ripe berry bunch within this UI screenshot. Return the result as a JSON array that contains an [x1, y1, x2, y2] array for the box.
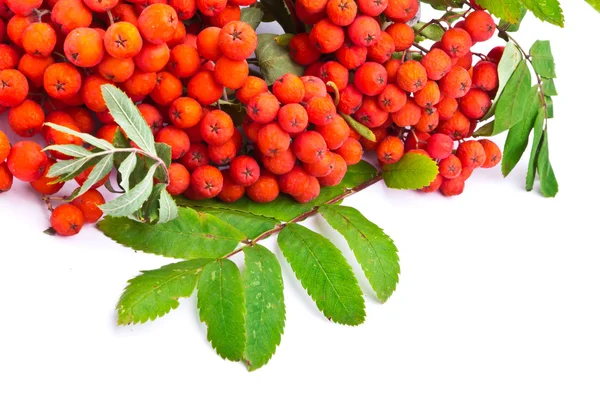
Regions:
[[289, 0, 505, 196]]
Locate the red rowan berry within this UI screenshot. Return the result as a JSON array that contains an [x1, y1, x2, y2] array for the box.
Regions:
[[246, 171, 279, 203], [384, 0, 418, 22], [218, 21, 257, 61], [438, 154, 462, 179], [309, 18, 345, 53], [196, 0, 226, 16], [273, 73, 306, 104], [196, 27, 222, 61], [214, 56, 249, 90], [229, 155, 260, 186], [414, 81, 441, 109], [348, 15, 381, 47], [247, 92, 280, 124], [134, 42, 170, 73], [236, 76, 268, 105], [51, 0, 93, 35], [472, 61, 499, 91], [0, 69, 28, 107], [278, 103, 309, 134], [441, 28, 472, 58], [318, 153, 347, 187], [439, 66, 472, 99], [385, 23, 414, 52], [420, 174, 442, 193], [149, 71, 182, 106], [104, 22, 143, 60], [0, 131, 10, 162], [258, 123, 291, 157], [306, 96, 336, 126], [367, 31, 395, 64], [6, 0, 42, 16], [361, 125, 387, 151], [478, 139, 502, 168], [50, 204, 84, 236], [71, 188, 105, 223], [487, 46, 505, 64], [122, 69, 157, 98], [384, 58, 401, 80], [65, 107, 94, 134], [217, 169, 245, 203], [200, 109, 234, 145], [63, 27, 104, 68], [81, 74, 111, 112], [138, 4, 178, 44], [459, 88, 491, 119], [191, 165, 223, 198], [95, 125, 118, 144], [327, 0, 357, 26], [377, 84, 406, 113], [22, 22, 56, 58], [420, 48, 452, 81], [292, 130, 327, 163], [278, 165, 310, 196], [167, 43, 201, 78], [464, 10, 496, 43], [208, 139, 237, 165], [414, 109, 439, 133], [136, 103, 162, 135], [404, 131, 429, 151], [289, 33, 321, 66], [187, 70, 223, 105], [43, 63, 81, 101], [111, 3, 138, 25], [301, 76, 328, 102], [7, 140, 48, 182], [98, 56, 135, 83], [397, 60, 427, 93], [455, 51, 473, 71], [391, 98, 421, 127], [0, 45, 20, 73], [437, 95, 458, 121], [180, 143, 209, 171], [437, 110, 471, 140], [317, 114, 350, 150], [82, 0, 118, 12], [338, 84, 364, 115], [335, 137, 362, 165], [293, 175, 320, 203], [19, 53, 54, 89], [208, 3, 241, 28], [377, 136, 404, 165], [295, 0, 327, 24], [7, 15, 37, 48], [297, 0, 327, 14], [169, 97, 202, 129], [262, 148, 296, 175], [334, 40, 367, 70], [156, 126, 190, 159], [242, 120, 263, 143], [319, 61, 349, 92], [303, 150, 335, 178], [0, 163, 13, 193], [74, 165, 109, 189], [354, 96, 389, 128], [8, 100, 45, 138], [439, 177, 465, 196], [357, 0, 387, 16], [29, 161, 64, 195], [456, 140, 486, 169], [354, 62, 388, 96]]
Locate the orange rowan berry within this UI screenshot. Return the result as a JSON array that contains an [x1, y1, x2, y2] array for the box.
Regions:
[[196, 27, 222, 61], [98, 55, 135, 83], [301, 75, 327, 102], [162, 162, 190, 196], [338, 84, 364, 115], [70, 188, 105, 223], [6, 140, 48, 182], [0, 69, 28, 107], [377, 83, 406, 113], [8, 99, 45, 138], [64, 27, 104, 67], [367, 31, 394, 64], [208, 139, 237, 165], [439, 176, 465, 196], [22, 22, 56, 58], [348, 15, 381, 47], [137, 103, 164, 134], [218, 169, 245, 203], [327, 0, 357, 26], [65, 107, 94, 133], [459, 88, 491, 119], [335, 40, 368, 70], [191, 165, 223, 198], [292, 130, 327, 163], [94, 125, 118, 144], [439, 65, 472, 99], [403, 131, 429, 151], [196, 0, 227, 16], [0, 130, 10, 162], [218, 21, 257, 61], [169, 97, 202, 129], [81, 74, 111, 112], [134, 42, 171, 73], [335, 137, 362, 165], [319, 61, 348, 93], [213, 56, 248, 89], [168, 43, 201, 78], [354, 96, 388, 128], [437, 95, 458, 120], [306, 96, 336, 126], [181, 142, 209, 170], [384, 0, 418, 22], [247, 92, 280, 124], [50, 204, 85, 236], [289, 33, 321, 66], [357, 0, 387, 16], [6, 14, 36, 47], [272, 73, 305, 105], [278, 103, 309, 134], [156, 126, 190, 159], [43, 62, 81, 100], [472, 61, 498, 91], [354, 62, 388, 97], [6, 0, 42, 16], [385, 22, 414, 52], [0, 44, 21, 71], [236, 76, 268, 105], [397, 60, 427, 93], [420, 48, 452, 81], [455, 51, 473, 71], [391, 98, 421, 127], [167, 20, 186, 47], [122, 69, 157, 98], [303, 150, 335, 177], [291, 175, 318, 203], [229, 155, 260, 186], [150, 71, 182, 106], [278, 165, 309, 196], [51, 0, 93, 35], [441, 28, 472, 59], [200, 109, 234, 145], [208, 3, 241, 27], [257, 123, 291, 157], [464, 10, 496, 43], [419, 173, 442, 193], [309, 18, 345, 53], [318, 152, 346, 186], [316, 114, 350, 150], [169, 0, 197, 20], [0, 162, 13, 193], [437, 110, 471, 140], [82, 0, 118, 12], [246, 171, 279, 203], [296, 0, 327, 13], [426, 133, 454, 159], [384, 58, 401, 80], [456, 140, 486, 169], [187, 70, 223, 105], [478, 139, 501, 168], [414, 80, 441, 108], [438, 154, 462, 179], [30, 160, 65, 195], [295, 1, 327, 25], [44, 112, 84, 159], [377, 136, 404, 165], [138, 4, 178, 44], [415, 108, 439, 133], [104, 22, 143, 59]]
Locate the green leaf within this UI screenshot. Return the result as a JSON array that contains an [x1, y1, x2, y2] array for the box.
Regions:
[[340, 113, 376, 142], [413, 22, 445, 41], [537, 132, 559, 197], [476, 0, 523, 22], [101, 84, 157, 156], [526, 108, 546, 191], [77, 154, 113, 199], [197, 259, 246, 361], [278, 224, 365, 325], [196, 209, 279, 239], [118, 152, 137, 192], [498, 6, 527, 32], [43, 122, 114, 150], [255, 33, 304, 85], [473, 120, 495, 137], [502, 86, 540, 177], [382, 153, 439, 190], [259, 0, 298, 34], [520, 0, 564, 27], [116, 259, 209, 325], [112, 128, 131, 166], [240, 6, 264, 29], [483, 42, 522, 120], [320, 205, 400, 302], [46, 155, 99, 180], [99, 163, 158, 217], [43, 144, 92, 158], [274, 33, 294, 46], [493, 60, 532, 134], [98, 208, 245, 259], [585, 0, 600, 13], [142, 183, 164, 223], [420, 0, 466, 10], [243, 245, 285, 371], [158, 188, 179, 223], [154, 143, 172, 182], [542, 78, 558, 96], [545, 96, 554, 119], [530, 40, 556, 78]]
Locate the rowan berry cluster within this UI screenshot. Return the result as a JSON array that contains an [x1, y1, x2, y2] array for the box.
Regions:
[[289, 0, 504, 195]]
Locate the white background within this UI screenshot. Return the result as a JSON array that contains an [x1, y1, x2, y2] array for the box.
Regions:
[[1, 3, 599, 399]]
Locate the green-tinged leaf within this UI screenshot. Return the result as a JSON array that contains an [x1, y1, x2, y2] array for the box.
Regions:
[[493, 60, 532, 134], [520, 0, 564, 27], [413, 22, 445, 41], [537, 132, 559, 197], [101, 84, 157, 156], [43, 144, 92, 158], [98, 207, 245, 259], [111, 128, 130, 164], [278, 224, 365, 325], [320, 205, 400, 302], [104, 178, 125, 194], [473, 120, 495, 137], [502, 87, 540, 176], [526, 108, 546, 191], [154, 143, 172, 182], [46, 155, 99, 180], [118, 152, 137, 192], [243, 245, 285, 371], [259, 0, 298, 33], [240, 6, 264, 29], [530, 40, 556, 78], [586, 0, 600, 12], [340, 113, 376, 141], [542, 78, 558, 96], [545, 96, 554, 118], [77, 154, 113, 199], [158, 189, 179, 223], [196, 209, 279, 239], [483, 42, 522, 120], [116, 259, 209, 325], [197, 259, 246, 361], [255, 33, 304, 85], [220, 102, 247, 127], [420, 0, 465, 10], [99, 163, 158, 217], [383, 152, 439, 190], [499, 6, 527, 32], [143, 183, 164, 223], [43, 122, 114, 150], [274, 33, 294, 46], [476, 0, 523, 22]]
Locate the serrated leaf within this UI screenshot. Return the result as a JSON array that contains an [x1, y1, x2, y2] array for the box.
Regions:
[[118, 152, 137, 192], [473, 120, 495, 137], [476, 0, 523, 22], [158, 189, 179, 223], [116, 259, 209, 325], [77, 154, 113, 199], [196, 209, 279, 239], [413, 22, 444, 41], [43, 122, 114, 150], [320, 205, 400, 302], [255, 33, 305, 85], [243, 245, 285, 371], [143, 183, 165, 223], [340, 113, 376, 142], [483, 42, 522, 120], [502, 86, 540, 177], [98, 208, 245, 259], [520, 0, 564, 27], [100, 163, 158, 217], [530, 40, 556, 79], [197, 259, 246, 361], [278, 224, 365, 325], [382, 153, 439, 190], [586, 0, 600, 13], [43, 144, 92, 158], [240, 6, 264, 30], [526, 108, 546, 191], [498, 6, 527, 32], [46, 155, 99, 180], [493, 60, 532, 134], [101, 84, 157, 156]]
